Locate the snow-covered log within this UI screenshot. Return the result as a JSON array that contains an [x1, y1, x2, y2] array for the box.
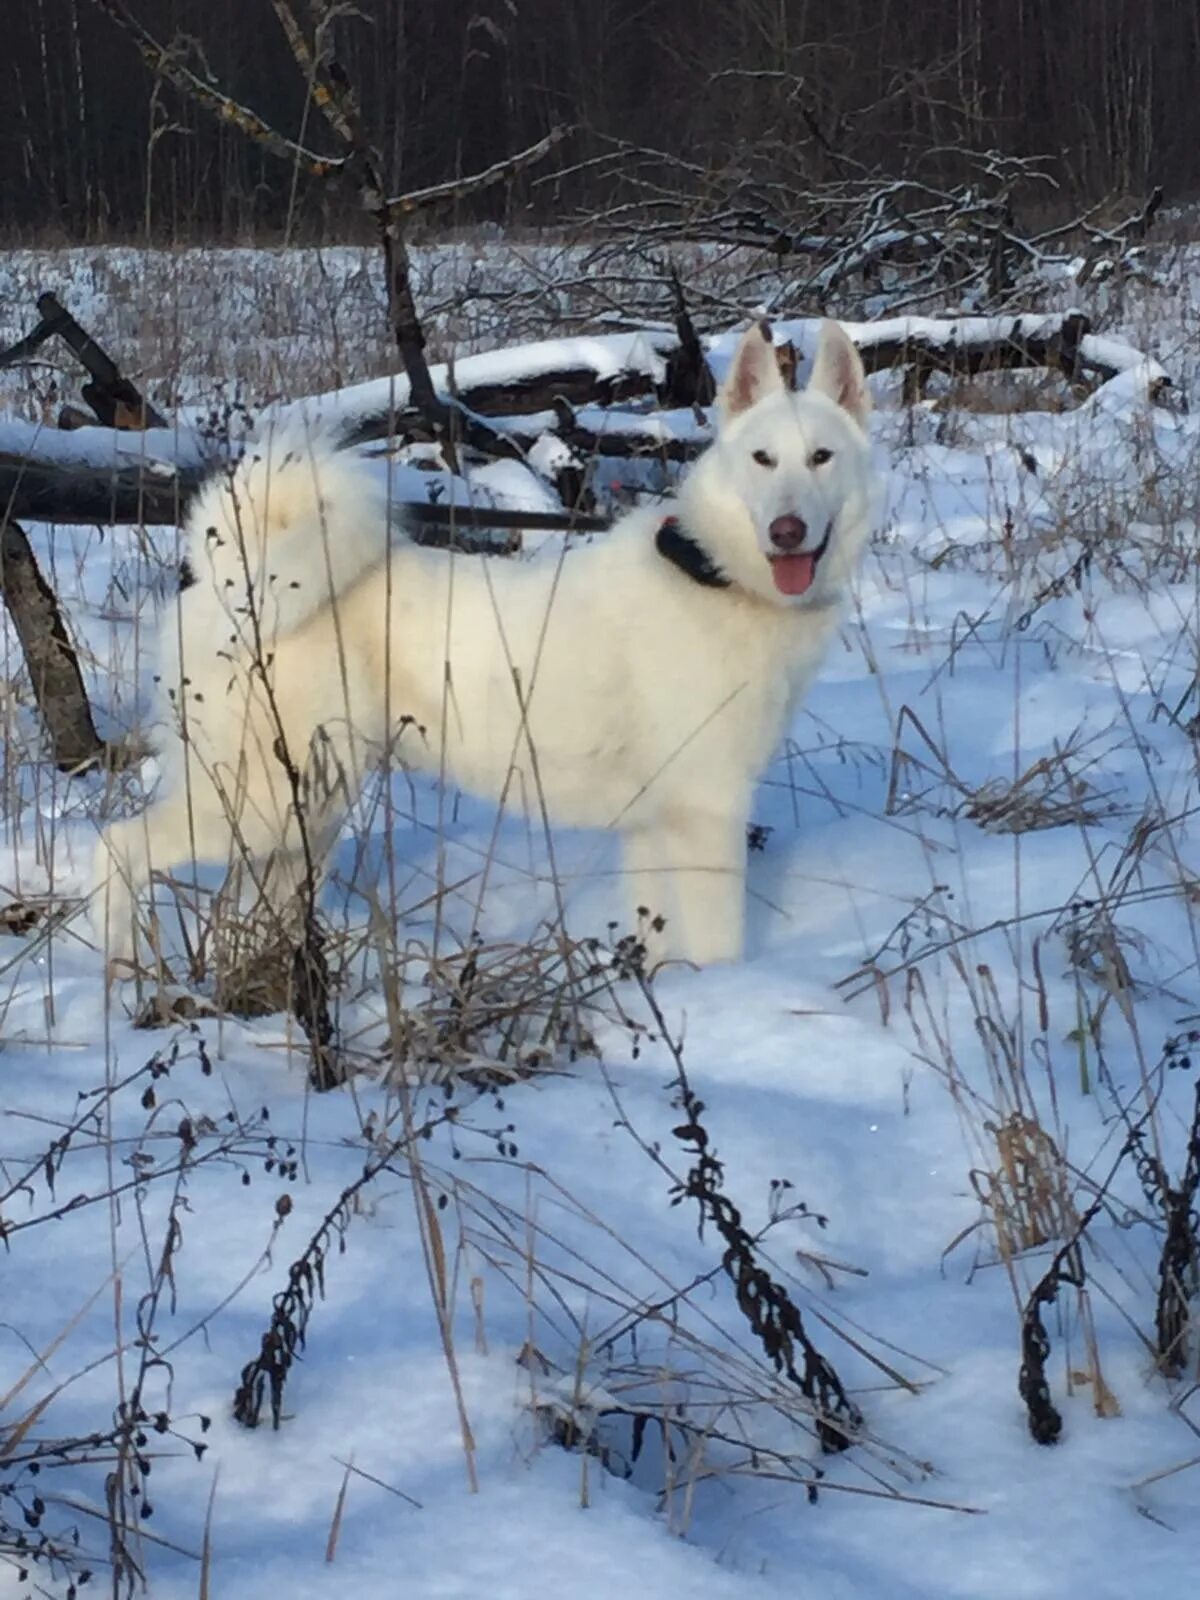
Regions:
[[0, 311, 1175, 528], [281, 310, 1174, 442], [841, 311, 1173, 399]]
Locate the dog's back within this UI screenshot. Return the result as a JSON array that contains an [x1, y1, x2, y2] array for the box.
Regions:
[[183, 430, 393, 646]]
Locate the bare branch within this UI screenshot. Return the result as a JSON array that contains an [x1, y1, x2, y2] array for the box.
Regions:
[[267, 0, 360, 146], [85, 0, 346, 179], [570, 138, 1162, 315], [385, 125, 573, 217]]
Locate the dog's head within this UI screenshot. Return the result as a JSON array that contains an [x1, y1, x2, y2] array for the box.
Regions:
[[684, 320, 874, 606]]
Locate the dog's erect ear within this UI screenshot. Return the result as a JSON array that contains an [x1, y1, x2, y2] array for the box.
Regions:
[[807, 320, 870, 431], [719, 321, 786, 421]]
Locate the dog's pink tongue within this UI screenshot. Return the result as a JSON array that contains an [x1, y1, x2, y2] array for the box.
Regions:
[[770, 553, 816, 595]]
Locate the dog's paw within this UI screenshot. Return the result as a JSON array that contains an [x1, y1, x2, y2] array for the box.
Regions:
[[667, 919, 745, 968]]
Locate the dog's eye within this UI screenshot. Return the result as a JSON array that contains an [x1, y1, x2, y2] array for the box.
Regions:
[[809, 448, 834, 467], [751, 449, 776, 469]]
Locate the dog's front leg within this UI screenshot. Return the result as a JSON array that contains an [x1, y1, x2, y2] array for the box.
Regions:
[[623, 806, 748, 968], [621, 823, 676, 969], [665, 805, 747, 966]]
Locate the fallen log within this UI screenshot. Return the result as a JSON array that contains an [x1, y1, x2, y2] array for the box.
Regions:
[[0, 293, 167, 429], [0, 448, 612, 536], [502, 407, 708, 465], [315, 327, 680, 446], [0, 449, 198, 525], [769, 310, 1170, 393], [310, 310, 1175, 447], [341, 364, 671, 448], [854, 312, 1090, 401], [409, 501, 610, 537]]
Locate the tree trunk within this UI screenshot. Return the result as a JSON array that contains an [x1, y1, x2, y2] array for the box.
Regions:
[[0, 516, 106, 772]]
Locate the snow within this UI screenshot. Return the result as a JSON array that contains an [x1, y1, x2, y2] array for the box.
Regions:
[[1078, 333, 1169, 381], [0, 415, 202, 473], [1083, 359, 1173, 413], [3, 243, 1200, 1599]]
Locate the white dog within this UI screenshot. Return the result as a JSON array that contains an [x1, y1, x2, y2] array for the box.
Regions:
[[94, 320, 874, 969]]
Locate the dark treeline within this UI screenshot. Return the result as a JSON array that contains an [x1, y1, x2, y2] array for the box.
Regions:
[[3, 0, 1199, 241]]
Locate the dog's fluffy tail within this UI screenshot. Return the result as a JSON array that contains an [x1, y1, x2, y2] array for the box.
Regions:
[[185, 426, 394, 641]]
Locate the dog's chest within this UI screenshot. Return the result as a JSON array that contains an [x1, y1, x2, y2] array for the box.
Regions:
[[644, 595, 831, 772]]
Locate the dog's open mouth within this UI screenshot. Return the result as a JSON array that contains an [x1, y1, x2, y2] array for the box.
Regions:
[[768, 523, 832, 596]]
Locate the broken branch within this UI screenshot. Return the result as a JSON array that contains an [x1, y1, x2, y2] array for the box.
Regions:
[[35, 293, 167, 430]]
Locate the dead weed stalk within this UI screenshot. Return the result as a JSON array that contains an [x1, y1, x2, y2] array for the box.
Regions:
[[634, 979, 862, 1454]]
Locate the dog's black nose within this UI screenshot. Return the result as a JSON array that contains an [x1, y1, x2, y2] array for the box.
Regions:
[[768, 514, 808, 552]]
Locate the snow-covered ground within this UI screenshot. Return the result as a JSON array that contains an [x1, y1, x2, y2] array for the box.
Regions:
[[0, 239, 786, 413], [3, 243, 1200, 1599]]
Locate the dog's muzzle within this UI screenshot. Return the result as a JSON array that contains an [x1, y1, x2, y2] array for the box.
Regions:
[[766, 518, 832, 596]]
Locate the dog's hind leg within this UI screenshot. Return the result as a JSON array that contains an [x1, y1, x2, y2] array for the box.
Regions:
[[92, 758, 286, 964], [252, 805, 343, 930], [92, 792, 230, 967]]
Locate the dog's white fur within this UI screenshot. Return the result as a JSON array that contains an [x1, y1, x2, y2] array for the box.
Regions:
[[94, 320, 875, 968]]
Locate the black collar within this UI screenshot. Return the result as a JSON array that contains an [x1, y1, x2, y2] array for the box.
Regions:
[[655, 516, 731, 589]]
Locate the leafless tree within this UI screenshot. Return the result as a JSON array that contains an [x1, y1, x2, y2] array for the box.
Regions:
[[2, 0, 1196, 242]]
